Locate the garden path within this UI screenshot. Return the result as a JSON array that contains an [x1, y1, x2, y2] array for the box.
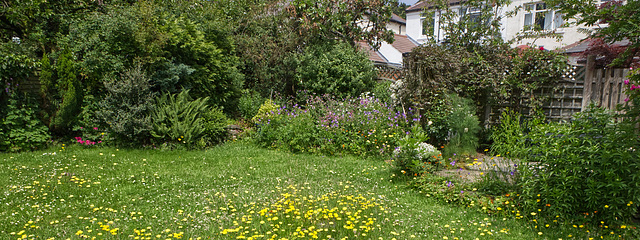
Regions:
[[436, 154, 519, 183]]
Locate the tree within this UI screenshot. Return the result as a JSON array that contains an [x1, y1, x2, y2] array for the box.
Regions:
[[389, 0, 409, 19], [423, 0, 513, 49], [287, 0, 395, 50], [50, 50, 83, 134], [545, 0, 639, 65]]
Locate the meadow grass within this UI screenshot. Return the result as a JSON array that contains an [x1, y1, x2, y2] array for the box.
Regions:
[[0, 142, 634, 239]]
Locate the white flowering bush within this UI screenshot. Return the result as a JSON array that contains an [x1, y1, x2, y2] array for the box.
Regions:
[[393, 125, 442, 175]]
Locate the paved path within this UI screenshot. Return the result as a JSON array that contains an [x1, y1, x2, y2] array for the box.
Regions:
[[436, 154, 520, 183]]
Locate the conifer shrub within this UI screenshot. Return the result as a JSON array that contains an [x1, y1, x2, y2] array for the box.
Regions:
[[95, 66, 155, 146]]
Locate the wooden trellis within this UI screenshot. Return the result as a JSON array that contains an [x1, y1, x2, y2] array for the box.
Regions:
[[374, 63, 404, 81]]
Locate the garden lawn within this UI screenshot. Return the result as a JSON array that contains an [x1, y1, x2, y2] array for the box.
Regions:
[[0, 142, 621, 240]]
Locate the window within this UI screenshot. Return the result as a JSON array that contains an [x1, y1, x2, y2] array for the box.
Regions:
[[421, 12, 435, 36], [459, 6, 482, 23], [524, 3, 564, 30]]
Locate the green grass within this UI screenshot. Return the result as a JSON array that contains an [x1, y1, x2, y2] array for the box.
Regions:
[[0, 142, 636, 240]]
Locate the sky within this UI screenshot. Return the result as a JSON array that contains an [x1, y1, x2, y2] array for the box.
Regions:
[[399, 0, 419, 5]]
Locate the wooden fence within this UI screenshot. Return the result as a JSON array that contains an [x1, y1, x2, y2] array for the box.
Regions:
[[582, 55, 629, 112], [535, 56, 629, 121], [486, 57, 630, 123]]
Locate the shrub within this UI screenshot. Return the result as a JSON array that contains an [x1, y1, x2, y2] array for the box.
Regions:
[[393, 125, 441, 175], [72, 94, 107, 146], [202, 106, 229, 145], [295, 42, 376, 99], [488, 108, 543, 159], [372, 80, 392, 104], [518, 105, 640, 224], [443, 94, 480, 157], [95, 66, 155, 146], [150, 91, 209, 147], [238, 89, 265, 120], [0, 95, 50, 152], [254, 93, 415, 157], [50, 50, 83, 134], [252, 99, 280, 124]]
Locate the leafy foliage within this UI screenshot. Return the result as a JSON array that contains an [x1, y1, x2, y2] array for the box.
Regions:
[[237, 89, 265, 120], [443, 95, 480, 157], [95, 66, 155, 146], [295, 42, 377, 99], [254, 94, 416, 157], [287, 0, 395, 50], [518, 106, 640, 224], [50, 50, 83, 134], [150, 91, 210, 147], [0, 95, 50, 152], [201, 106, 229, 146], [392, 125, 441, 175], [489, 109, 526, 159], [67, 2, 243, 110], [251, 99, 281, 124], [425, 0, 511, 49]]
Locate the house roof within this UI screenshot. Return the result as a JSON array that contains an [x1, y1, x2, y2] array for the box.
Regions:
[[390, 13, 406, 24], [391, 34, 419, 54], [358, 41, 388, 64], [357, 35, 419, 65], [563, 38, 631, 54], [406, 0, 463, 13]]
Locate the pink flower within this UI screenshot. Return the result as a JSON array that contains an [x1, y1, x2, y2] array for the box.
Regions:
[[93, 127, 98, 130], [624, 98, 630, 102], [539, 46, 545, 51], [624, 79, 630, 85], [632, 85, 640, 90]]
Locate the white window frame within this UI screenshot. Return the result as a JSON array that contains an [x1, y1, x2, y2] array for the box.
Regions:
[[523, 2, 564, 31], [421, 12, 436, 37]]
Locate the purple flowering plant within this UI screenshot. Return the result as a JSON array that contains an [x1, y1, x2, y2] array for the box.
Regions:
[[254, 92, 420, 157]]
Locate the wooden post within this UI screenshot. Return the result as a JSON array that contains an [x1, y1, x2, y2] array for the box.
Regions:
[[609, 69, 622, 110], [602, 68, 613, 109], [582, 55, 596, 111]]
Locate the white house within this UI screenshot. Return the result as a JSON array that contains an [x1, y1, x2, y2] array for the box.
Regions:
[[405, 0, 612, 50]]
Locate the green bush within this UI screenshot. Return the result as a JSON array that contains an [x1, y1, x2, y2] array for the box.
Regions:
[[72, 95, 107, 146], [150, 91, 209, 147], [252, 99, 280, 124], [50, 50, 83, 134], [0, 95, 50, 152], [443, 94, 480, 157], [68, 3, 243, 110], [489, 108, 542, 159], [238, 89, 265, 120], [372, 80, 392, 103], [254, 94, 414, 157], [202, 106, 229, 145], [95, 66, 155, 146], [518, 105, 640, 224], [295, 42, 376, 99], [393, 125, 441, 175]]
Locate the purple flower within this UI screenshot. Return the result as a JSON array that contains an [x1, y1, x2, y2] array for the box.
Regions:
[[624, 79, 630, 85]]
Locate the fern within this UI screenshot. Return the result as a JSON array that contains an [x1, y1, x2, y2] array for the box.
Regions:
[[151, 91, 210, 144]]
